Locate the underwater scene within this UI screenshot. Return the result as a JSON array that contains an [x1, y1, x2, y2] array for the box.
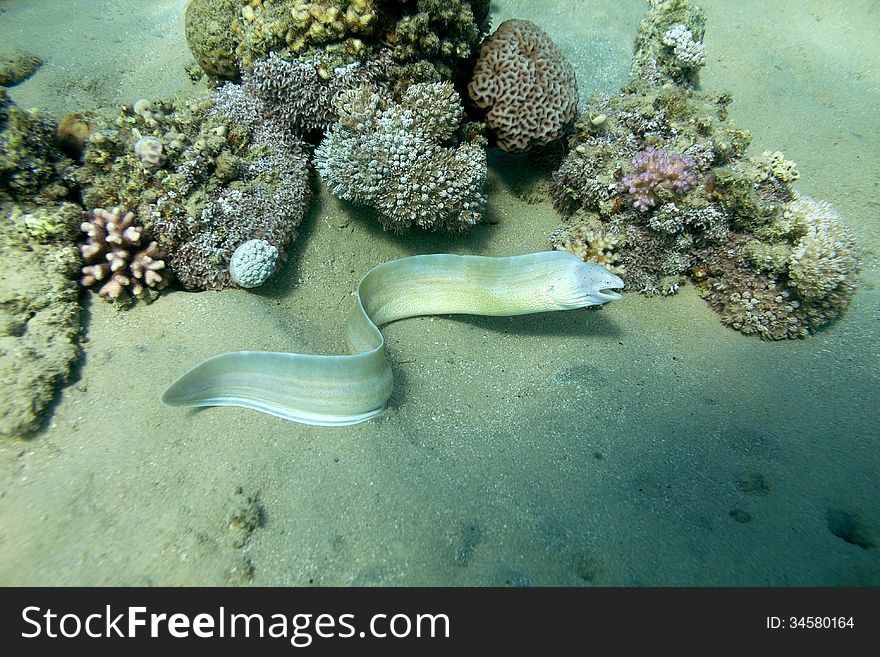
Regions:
[[0, 0, 877, 586]]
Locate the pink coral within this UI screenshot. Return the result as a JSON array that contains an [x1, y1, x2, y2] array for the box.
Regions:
[[80, 207, 171, 301], [622, 148, 697, 212]]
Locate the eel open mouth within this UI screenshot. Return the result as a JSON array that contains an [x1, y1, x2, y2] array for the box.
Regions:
[[596, 287, 623, 303]]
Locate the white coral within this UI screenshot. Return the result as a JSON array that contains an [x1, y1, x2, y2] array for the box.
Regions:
[[134, 135, 167, 170], [554, 223, 626, 277], [662, 23, 706, 69]]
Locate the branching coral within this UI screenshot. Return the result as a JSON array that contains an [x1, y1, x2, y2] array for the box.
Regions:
[[80, 207, 171, 302], [467, 19, 578, 153], [315, 82, 486, 232], [661, 23, 706, 70], [622, 147, 697, 212]]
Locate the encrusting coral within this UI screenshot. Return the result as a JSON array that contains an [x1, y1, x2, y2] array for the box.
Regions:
[[547, 0, 861, 338], [184, 0, 489, 90], [315, 81, 487, 232], [467, 19, 578, 153], [79, 207, 172, 302]]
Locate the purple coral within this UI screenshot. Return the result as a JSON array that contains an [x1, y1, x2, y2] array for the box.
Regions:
[[622, 147, 697, 212]]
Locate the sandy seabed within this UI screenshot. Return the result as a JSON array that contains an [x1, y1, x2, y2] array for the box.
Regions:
[[0, 0, 877, 585]]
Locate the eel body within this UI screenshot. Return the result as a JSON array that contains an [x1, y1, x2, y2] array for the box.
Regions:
[[162, 252, 623, 426]]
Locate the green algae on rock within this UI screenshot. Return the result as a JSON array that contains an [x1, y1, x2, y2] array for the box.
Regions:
[[0, 239, 81, 438], [0, 50, 44, 87]]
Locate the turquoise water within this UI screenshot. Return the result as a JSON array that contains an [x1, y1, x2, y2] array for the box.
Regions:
[[0, 0, 877, 585]]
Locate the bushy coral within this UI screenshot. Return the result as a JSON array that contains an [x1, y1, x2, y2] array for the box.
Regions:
[[468, 19, 578, 153], [385, 0, 489, 85], [228, 50, 390, 137], [315, 82, 486, 232], [79, 207, 171, 302], [622, 147, 697, 212], [785, 196, 859, 303]]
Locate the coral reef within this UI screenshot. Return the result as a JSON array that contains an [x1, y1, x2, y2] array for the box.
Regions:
[[548, 0, 861, 337], [467, 19, 578, 153], [223, 49, 390, 138], [75, 87, 310, 291], [5, 202, 82, 246], [133, 136, 167, 171], [661, 23, 706, 71], [229, 238, 278, 288], [0, 50, 44, 87], [632, 0, 706, 86], [785, 196, 859, 304], [622, 147, 697, 212], [79, 207, 172, 302], [315, 82, 486, 231]]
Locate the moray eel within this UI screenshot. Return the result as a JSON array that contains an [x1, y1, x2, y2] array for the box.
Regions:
[[162, 251, 624, 426]]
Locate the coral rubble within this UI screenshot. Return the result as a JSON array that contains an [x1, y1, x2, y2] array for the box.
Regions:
[[622, 147, 697, 212], [549, 0, 861, 337]]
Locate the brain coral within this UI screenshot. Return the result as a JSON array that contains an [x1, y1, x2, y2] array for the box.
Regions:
[[467, 19, 578, 153]]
